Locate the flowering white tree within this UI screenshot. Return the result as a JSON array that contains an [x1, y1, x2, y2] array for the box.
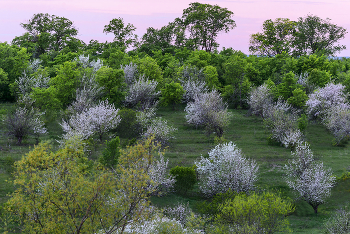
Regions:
[[263, 99, 303, 148], [3, 107, 47, 145], [195, 142, 259, 197], [285, 142, 335, 214], [323, 105, 350, 145], [124, 75, 160, 110], [75, 54, 103, 72], [61, 100, 120, 141], [15, 71, 50, 96], [143, 118, 177, 146], [121, 62, 138, 86], [247, 84, 273, 117], [181, 79, 208, 103], [306, 83, 349, 119], [185, 90, 231, 137]]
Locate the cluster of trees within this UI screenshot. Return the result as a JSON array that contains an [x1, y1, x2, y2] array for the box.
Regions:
[[0, 1, 350, 233]]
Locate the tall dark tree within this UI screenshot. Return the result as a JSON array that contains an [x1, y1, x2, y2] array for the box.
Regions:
[[293, 14, 347, 56], [180, 2, 236, 52], [12, 13, 80, 57], [249, 18, 297, 57]]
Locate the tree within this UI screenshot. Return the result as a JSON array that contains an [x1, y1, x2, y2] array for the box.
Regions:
[[12, 13, 79, 57], [180, 2, 236, 52], [160, 82, 185, 109], [3, 107, 46, 145], [103, 18, 137, 49], [0, 68, 8, 99], [185, 90, 231, 137], [294, 14, 347, 56], [6, 137, 168, 233], [249, 18, 297, 56], [284, 142, 336, 214], [195, 142, 258, 197], [61, 100, 121, 141]]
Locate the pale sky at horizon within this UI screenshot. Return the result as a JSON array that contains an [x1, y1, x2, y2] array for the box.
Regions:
[[1, 0, 349, 56]]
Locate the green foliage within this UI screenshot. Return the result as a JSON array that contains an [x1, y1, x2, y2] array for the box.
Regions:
[[160, 82, 185, 109], [114, 108, 141, 139], [203, 65, 220, 89], [170, 166, 197, 195], [308, 68, 331, 87], [0, 68, 8, 99], [49, 61, 80, 106], [106, 50, 132, 69], [287, 87, 308, 108], [185, 50, 211, 69], [275, 71, 303, 100], [96, 66, 126, 106], [103, 17, 137, 49], [215, 191, 295, 233], [298, 114, 309, 132], [99, 136, 121, 169], [136, 56, 163, 85], [31, 86, 62, 118]]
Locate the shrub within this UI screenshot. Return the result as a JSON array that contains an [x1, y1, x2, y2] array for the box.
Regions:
[[323, 105, 350, 145], [170, 166, 197, 195], [215, 191, 294, 234], [195, 142, 258, 197], [160, 82, 185, 109], [142, 117, 177, 146]]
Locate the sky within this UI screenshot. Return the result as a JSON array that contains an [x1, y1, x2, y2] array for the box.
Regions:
[[0, 0, 349, 56]]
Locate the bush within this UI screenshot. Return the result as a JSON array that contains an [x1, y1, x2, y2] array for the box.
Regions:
[[215, 191, 294, 234], [195, 142, 258, 197], [247, 84, 273, 117], [99, 136, 121, 169], [323, 105, 350, 145], [170, 166, 197, 195]]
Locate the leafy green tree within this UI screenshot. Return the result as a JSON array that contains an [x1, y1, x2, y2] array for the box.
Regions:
[[203, 65, 220, 90], [96, 66, 126, 106], [12, 13, 80, 57], [249, 18, 297, 56], [294, 14, 347, 56], [135, 56, 163, 85], [160, 82, 185, 109], [287, 88, 308, 109], [308, 68, 331, 87], [275, 71, 303, 100], [180, 2, 236, 52], [103, 18, 137, 49]]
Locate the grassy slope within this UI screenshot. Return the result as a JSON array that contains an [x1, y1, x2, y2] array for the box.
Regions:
[[1, 103, 350, 232]]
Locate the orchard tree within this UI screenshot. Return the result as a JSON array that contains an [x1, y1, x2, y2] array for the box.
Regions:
[[195, 142, 258, 197], [249, 18, 297, 56], [294, 14, 347, 56], [285, 142, 336, 214], [180, 2, 236, 52], [103, 18, 137, 49], [185, 90, 232, 137]]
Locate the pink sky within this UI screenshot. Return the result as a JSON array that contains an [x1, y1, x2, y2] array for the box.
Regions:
[[1, 0, 349, 56]]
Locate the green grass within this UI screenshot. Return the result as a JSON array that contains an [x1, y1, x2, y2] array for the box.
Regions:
[[1, 103, 350, 233]]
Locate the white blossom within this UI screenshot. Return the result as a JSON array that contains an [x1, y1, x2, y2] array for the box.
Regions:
[[181, 78, 208, 103], [306, 83, 349, 119], [284, 143, 335, 214], [121, 62, 138, 86], [15, 71, 50, 95], [3, 107, 47, 145], [195, 142, 258, 197], [75, 54, 103, 72], [124, 75, 160, 110], [323, 105, 350, 145], [247, 84, 273, 117], [143, 118, 177, 146], [185, 90, 231, 137], [61, 100, 120, 141]]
